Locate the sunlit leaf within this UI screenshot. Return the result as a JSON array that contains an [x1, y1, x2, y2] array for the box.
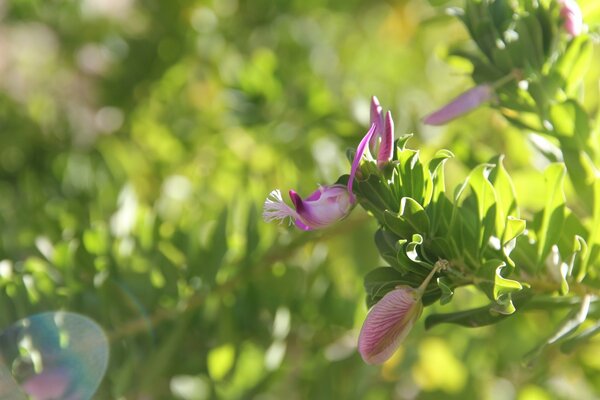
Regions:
[[536, 164, 566, 266]]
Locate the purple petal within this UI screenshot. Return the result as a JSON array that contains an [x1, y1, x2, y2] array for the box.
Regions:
[[369, 96, 384, 151], [422, 85, 494, 126], [289, 190, 304, 212], [377, 111, 394, 166], [295, 219, 311, 231], [293, 185, 352, 229], [358, 287, 422, 364], [348, 124, 377, 203]]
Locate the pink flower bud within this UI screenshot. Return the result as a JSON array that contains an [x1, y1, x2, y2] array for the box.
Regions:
[[559, 0, 583, 37], [358, 286, 423, 364], [422, 85, 494, 126], [368, 96, 394, 167], [263, 184, 352, 230]]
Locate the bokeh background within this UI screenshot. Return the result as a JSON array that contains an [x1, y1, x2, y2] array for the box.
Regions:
[[1, 0, 600, 398]]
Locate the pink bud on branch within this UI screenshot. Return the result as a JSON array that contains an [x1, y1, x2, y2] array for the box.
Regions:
[[422, 85, 494, 126], [358, 262, 443, 364]]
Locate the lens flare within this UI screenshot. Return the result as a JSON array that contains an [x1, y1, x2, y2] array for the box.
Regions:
[[0, 312, 109, 400]]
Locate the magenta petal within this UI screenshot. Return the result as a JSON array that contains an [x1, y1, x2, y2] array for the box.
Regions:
[[348, 123, 377, 203], [377, 111, 394, 166], [295, 219, 311, 231], [369, 96, 383, 150], [422, 85, 494, 126], [358, 287, 423, 365], [289, 190, 304, 211]]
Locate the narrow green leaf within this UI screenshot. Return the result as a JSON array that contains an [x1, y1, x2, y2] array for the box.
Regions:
[[396, 149, 425, 204], [536, 163, 566, 266], [581, 178, 600, 281], [466, 164, 498, 254], [437, 277, 454, 305], [526, 295, 591, 361], [561, 320, 600, 353], [425, 290, 532, 329], [488, 155, 519, 239]]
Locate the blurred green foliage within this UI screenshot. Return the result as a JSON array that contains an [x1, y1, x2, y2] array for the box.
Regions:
[[1, 0, 600, 399]]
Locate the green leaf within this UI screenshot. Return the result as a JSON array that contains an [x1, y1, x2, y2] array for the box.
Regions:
[[581, 178, 600, 281], [406, 233, 434, 269], [555, 36, 592, 95], [364, 267, 405, 301], [425, 290, 532, 330], [526, 295, 592, 360], [477, 259, 523, 313], [396, 149, 426, 204], [437, 277, 454, 305], [383, 210, 413, 239], [374, 229, 405, 272], [560, 320, 600, 353], [503, 216, 526, 245], [466, 164, 498, 254], [363, 267, 440, 307], [549, 100, 590, 143], [488, 155, 518, 238], [400, 197, 430, 235], [395, 134, 413, 151], [536, 163, 566, 266], [427, 150, 453, 236]]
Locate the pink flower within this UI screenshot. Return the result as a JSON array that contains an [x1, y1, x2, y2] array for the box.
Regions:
[[358, 286, 423, 364], [422, 85, 494, 126], [358, 262, 444, 364], [263, 184, 352, 230], [264, 95, 394, 222], [559, 0, 583, 37]]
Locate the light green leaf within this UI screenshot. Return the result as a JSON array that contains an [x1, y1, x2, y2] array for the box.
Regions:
[[478, 259, 523, 314], [526, 295, 591, 361], [561, 320, 600, 353], [536, 163, 566, 266], [488, 155, 519, 239], [466, 164, 498, 253], [549, 100, 590, 142], [581, 178, 600, 281], [503, 216, 526, 245]]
